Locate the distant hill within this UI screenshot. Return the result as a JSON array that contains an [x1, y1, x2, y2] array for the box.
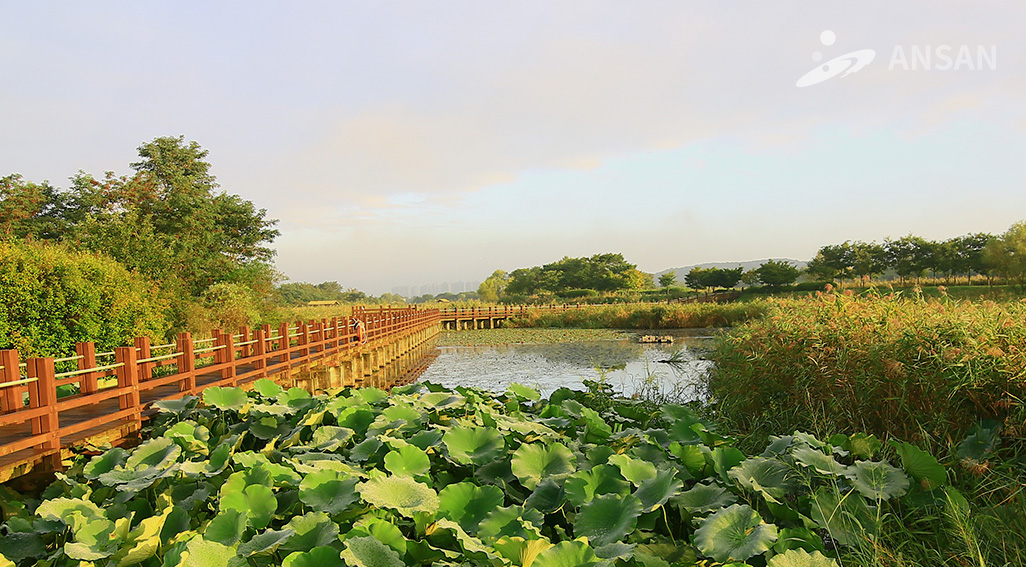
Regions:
[[655, 259, 808, 282]]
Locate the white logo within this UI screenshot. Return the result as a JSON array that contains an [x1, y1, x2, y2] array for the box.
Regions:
[[796, 30, 876, 87]]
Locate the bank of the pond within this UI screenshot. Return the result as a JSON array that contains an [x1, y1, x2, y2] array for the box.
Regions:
[[437, 327, 629, 346]]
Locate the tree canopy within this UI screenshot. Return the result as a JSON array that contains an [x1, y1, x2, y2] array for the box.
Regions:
[[502, 253, 647, 298]]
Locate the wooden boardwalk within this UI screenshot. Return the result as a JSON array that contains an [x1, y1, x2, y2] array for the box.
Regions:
[[0, 307, 439, 483]]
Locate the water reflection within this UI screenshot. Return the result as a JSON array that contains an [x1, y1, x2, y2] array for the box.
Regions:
[[418, 329, 717, 401]]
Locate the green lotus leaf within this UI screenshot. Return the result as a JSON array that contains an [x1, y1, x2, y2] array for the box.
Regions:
[[279, 512, 340, 555], [382, 403, 422, 424], [694, 504, 778, 563], [477, 505, 545, 542], [607, 454, 657, 487], [348, 516, 408, 556], [594, 541, 636, 560], [531, 539, 600, 567], [672, 482, 737, 514], [792, 432, 828, 450], [203, 509, 248, 546], [791, 446, 848, 476], [352, 387, 389, 404], [220, 484, 277, 530], [710, 447, 746, 483], [415, 392, 465, 410], [202, 386, 248, 411], [249, 402, 293, 417], [669, 442, 708, 477], [82, 447, 128, 480], [847, 433, 882, 460], [64, 517, 126, 560], [890, 441, 947, 490], [359, 476, 439, 517], [111, 507, 171, 565], [248, 416, 289, 440], [728, 457, 800, 502], [384, 444, 431, 477], [126, 436, 182, 472], [350, 437, 384, 462], [809, 487, 877, 546], [957, 421, 1001, 461], [238, 528, 296, 557], [767, 549, 840, 567], [773, 527, 826, 554], [845, 461, 910, 501], [492, 536, 554, 567], [438, 482, 505, 533], [151, 395, 198, 416], [579, 406, 613, 443], [443, 426, 506, 466], [180, 538, 235, 567], [337, 407, 378, 435], [511, 443, 577, 490], [634, 469, 684, 512], [253, 378, 283, 399], [303, 426, 355, 452], [340, 536, 404, 567], [574, 493, 643, 548], [434, 519, 502, 560], [181, 442, 232, 478], [165, 421, 211, 456], [507, 383, 541, 401], [525, 478, 567, 514], [298, 469, 360, 515], [282, 546, 344, 567], [36, 496, 105, 532]]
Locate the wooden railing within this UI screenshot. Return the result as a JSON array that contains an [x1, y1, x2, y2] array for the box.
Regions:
[[0, 306, 439, 470]]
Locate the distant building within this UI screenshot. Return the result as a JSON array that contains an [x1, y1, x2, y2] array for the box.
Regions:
[[306, 300, 340, 306]]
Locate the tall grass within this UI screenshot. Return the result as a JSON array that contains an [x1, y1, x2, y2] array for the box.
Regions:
[[709, 291, 1026, 447], [507, 301, 771, 329]]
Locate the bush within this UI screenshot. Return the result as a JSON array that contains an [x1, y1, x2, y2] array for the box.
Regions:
[[0, 240, 170, 356], [557, 288, 599, 299], [709, 292, 1026, 447]]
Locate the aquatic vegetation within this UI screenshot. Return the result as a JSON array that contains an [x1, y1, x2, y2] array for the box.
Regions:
[[0, 380, 969, 566]]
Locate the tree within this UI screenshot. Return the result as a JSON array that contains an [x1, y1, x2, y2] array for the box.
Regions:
[[806, 243, 854, 282], [478, 270, 509, 302], [755, 260, 801, 287], [658, 272, 677, 288], [0, 174, 49, 237], [984, 221, 1026, 288], [884, 235, 933, 284], [849, 242, 888, 281]]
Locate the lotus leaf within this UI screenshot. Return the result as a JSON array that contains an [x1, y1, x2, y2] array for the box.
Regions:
[[525, 478, 567, 514], [220, 484, 277, 530], [204, 509, 248, 547], [340, 536, 405, 567], [728, 457, 799, 502], [607, 454, 657, 486], [35, 496, 105, 532], [237, 528, 296, 557], [791, 446, 848, 476], [564, 465, 630, 507], [847, 433, 882, 460], [634, 469, 684, 512], [477, 506, 545, 542], [298, 469, 360, 515], [384, 444, 431, 477], [531, 539, 600, 567], [359, 476, 439, 517], [438, 482, 505, 533], [672, 482, 737, 514], [152, 395, 199, 416], [767, 549, 840, 567], [202, 386, 248, 411], [579, 406, 613, 443], [165, 421, 211, 456], [511, 443, 578, 490], [669, 442, 708, 477], [508, 383, 541, 401], [845, 460, 910, 501], [252, 378, 283, 399], [574, 493, 643, 547], [279, 512, 340, 554], [890, 441, 947, 490], [710, 447, 745, 482], [349, 516, 409, 555], [444, 426, 506, 466], [83, 447, 128, 480], [179, 537, 236, 567], [305, 426, 355, 452], [773, 527, 826, 554], [694, 504, 778, 563], [809, 487, 877, 546], [435, 518, 504, 560], [492, 536, 554, 567]]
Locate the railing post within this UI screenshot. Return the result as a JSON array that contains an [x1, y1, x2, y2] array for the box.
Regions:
[[254, 328, 267, 372], [27, 357, 61, 454], [176, 332, 195, 392], [216, 332, 237, 385], [115, 347, 141, 427], [279, 322, 291, 365], [134, 337, 152, 384], [330, 317, 339, 349], [298, 322, 309, 358], [75, 342, 100, 395], [1, 349, 23, 412], [239, 327, 252, 358]]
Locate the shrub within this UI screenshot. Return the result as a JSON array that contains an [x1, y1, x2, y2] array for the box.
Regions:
[[709, 292, 1026, 446], [0, 240, 170, 356]]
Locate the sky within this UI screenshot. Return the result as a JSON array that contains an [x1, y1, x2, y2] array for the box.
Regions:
[[2, 2, 1024, 295]]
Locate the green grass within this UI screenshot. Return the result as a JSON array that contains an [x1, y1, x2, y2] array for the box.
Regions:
[[506, 301, 771, 329]]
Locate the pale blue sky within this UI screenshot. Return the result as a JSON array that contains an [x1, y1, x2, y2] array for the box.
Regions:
[[2, 2, 1024, 294]]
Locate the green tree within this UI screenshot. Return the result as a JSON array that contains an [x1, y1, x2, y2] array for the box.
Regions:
[[884, 235, 933, 284], [0, 174, 50, 238], [984, 221, 1026, 288], [658, 271, 677, 288], [755, 260, 801, 287], [478, 270, 509, 302], [806, 243, 854, 282]]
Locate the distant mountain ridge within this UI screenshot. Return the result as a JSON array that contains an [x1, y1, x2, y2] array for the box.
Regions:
[[655, 258, 807, 281]]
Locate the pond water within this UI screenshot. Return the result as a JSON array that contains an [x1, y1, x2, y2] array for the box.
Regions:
[[417, 329, 719, 401]]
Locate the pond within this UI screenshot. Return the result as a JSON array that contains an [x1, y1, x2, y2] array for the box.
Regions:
[[417, 328, 719, 401]]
